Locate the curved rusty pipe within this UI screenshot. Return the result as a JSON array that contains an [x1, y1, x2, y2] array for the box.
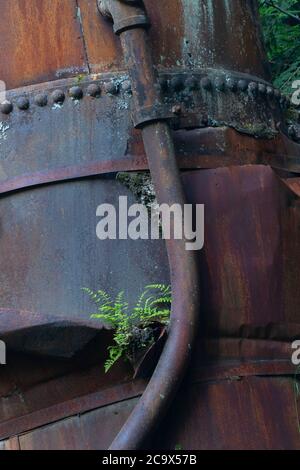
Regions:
[[98, 0, 200, 450]]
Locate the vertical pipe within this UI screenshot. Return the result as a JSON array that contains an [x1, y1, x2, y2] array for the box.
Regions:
[[98, 2, 200, 450]]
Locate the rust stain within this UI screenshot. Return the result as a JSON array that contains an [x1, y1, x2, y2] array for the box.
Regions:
[[0, 0, 299, 452], [0, 0, 88, 89]]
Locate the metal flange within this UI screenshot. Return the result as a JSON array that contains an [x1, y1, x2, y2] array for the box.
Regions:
[[97, 0, 150, 34]]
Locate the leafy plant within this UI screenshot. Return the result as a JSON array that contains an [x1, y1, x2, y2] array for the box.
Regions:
[[83, 284, 172, 372], [259, 0, 300, 93]]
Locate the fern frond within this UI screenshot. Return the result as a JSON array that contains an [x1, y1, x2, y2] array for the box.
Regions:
[[104, 346, 124, 373], [83, 284, 171, 373], [146, 284, 172, 294]]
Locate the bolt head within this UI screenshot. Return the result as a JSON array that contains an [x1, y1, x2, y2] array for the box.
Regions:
[[69, 86, 83, 100], [201, 77, 212, 91], [34, 93, 48, 107], [226, 78, 237, 92], [17, 96, 30, 110], [121, 80, 132, 93], [248, 82, 258, 95], [215, 77, 225, 92], [0, 100, 13, 114], [104, 81, 119, 95], [200, 77, 212, 91], [258, 83, 267, 95], [237, 80, 248, 92], [51, 90, 65, 104], [87, 84, 101, 98]]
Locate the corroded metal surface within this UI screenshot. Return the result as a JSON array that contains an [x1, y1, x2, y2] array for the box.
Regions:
[[5, 376, 299, 450], [0, 165, 290, 345], [0, 0, 299, 451], [0, 179, 169, 337], [0, 0, 88, 89], [0, 339, 298, 449], [1, 125, 300, 197], [0, 72, 293, 197], [183, 166, 300, 338], [0, 0, 268, 90], [157, 375, 300, 450], [0, 308, 106, 357], [0, 379, 145, 441], [17, 399, 139, 450]]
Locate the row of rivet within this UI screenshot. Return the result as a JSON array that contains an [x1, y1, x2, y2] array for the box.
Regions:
[[160, 75, 290, 107], [0, 80, 133, 115], [0, 74, 291, 115]]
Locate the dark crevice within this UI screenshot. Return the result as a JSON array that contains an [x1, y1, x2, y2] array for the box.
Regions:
[[75, 0, 91, 74]]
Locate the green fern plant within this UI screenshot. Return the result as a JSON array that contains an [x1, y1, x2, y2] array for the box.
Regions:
[[83, 284, 172, 372]]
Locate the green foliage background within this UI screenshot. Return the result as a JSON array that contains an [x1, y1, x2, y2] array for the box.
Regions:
[[259, 0, 300, 94]]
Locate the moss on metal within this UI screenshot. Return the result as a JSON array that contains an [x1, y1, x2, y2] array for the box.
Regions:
[[116, 172, 157, 211]]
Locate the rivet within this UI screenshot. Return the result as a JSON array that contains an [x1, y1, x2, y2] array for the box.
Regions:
[[0, 100, 13, 114], [215, 77, 225, 92], [237, 80, 248, 92], [69, 86, 83, 100], [87, 84, 101, 98], [170, 76, 184, 92], [200, 77, 212, 91], [104, 81, 119, 95], [17, 96, 30, 110], [266, 86, 274, 98], [121, 80, 132, 93], [51, 90, 65, 104], [185, 76, 198, 91], [258, 83, 267, 95], [226, 78, 237, 92], [172, 104, 182, 115], [34, 93, 48, 107], [248, 82, 258, 95]]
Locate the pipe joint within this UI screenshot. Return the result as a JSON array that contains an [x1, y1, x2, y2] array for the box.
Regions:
[[97, 0, 150, 35]]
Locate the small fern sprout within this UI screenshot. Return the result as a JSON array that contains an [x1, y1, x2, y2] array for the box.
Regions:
[[83, 284, 172, 372]]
